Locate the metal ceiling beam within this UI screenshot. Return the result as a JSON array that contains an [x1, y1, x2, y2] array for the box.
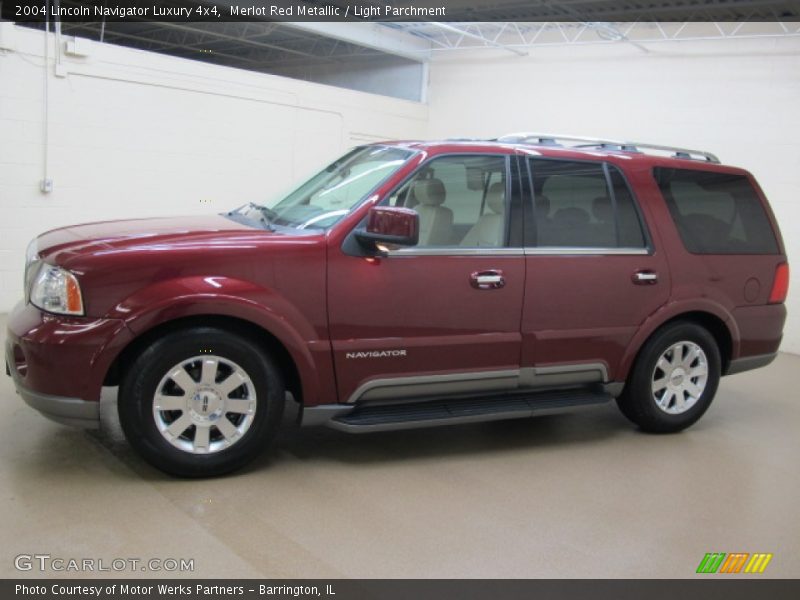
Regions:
[[385, 0, 799, 22], [584, 22, 651, 53], [392, 19, 800, 53], [281, 22, 431, 62], [429, 22, 529, 56]]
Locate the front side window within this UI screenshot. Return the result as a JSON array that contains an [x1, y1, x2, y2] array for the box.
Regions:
[[387, 155, 509, 247], [529, 159, 646, 249], [654, 167, 779, 255]]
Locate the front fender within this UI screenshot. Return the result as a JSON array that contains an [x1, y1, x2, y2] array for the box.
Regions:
[[616, 298, 739, 381], [106, 276, 329, 406]]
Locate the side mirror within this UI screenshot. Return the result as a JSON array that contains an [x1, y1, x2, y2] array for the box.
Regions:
[[355, 206, 419, 251]]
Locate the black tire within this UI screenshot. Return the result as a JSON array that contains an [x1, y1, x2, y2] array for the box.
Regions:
[[118, 327, 284, 477], [617, 321, 721, 433]]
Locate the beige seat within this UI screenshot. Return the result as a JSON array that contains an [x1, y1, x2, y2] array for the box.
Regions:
[[413, 178, 453, 246], [460, 182, 505, 247]]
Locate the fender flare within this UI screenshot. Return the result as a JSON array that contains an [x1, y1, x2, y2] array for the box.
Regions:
[[105, 276, 325, 406], [616, 299, 740, 381]]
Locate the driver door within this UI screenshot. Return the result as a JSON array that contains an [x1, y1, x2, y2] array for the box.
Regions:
[[327, 153, 526, 404]]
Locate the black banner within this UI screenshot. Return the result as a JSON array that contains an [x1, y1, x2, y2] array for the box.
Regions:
[[3, 0, 800, 23], [4, 580, 800, 600]]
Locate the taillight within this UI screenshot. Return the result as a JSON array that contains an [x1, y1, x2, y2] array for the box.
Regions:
[[768, 262, 789, 304]]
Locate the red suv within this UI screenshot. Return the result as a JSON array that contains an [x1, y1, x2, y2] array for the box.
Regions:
[[5, 133, 788, 476]]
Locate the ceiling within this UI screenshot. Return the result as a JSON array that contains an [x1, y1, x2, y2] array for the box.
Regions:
[[7, 0, 800, 89], [55, 21, 393, 70], [387, 0, 800, 21]]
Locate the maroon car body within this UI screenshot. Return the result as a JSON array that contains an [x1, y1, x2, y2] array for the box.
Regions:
[[5, 137, 788, 474]]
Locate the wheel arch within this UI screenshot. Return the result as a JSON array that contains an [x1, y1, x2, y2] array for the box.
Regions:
[[618, 305, 737, 382], [104, 314, 303, 406], [646, 312, 732, 371], [100, 274, 335, 406]]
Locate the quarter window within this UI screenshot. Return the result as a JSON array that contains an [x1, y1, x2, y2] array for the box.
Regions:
[[388, 155, 508, 247], [529, 159, 646, 248], [654, 167, 779, 255]]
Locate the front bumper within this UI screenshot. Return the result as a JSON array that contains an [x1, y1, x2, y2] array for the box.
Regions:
[[12, 376, 100, 429], [6, 301, 132, 429]]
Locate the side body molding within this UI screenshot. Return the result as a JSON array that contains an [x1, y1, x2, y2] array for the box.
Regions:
[[346, 363, 610, 405]]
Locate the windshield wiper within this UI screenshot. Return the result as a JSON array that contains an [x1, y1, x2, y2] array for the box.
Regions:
[[227, 202, 277, 231], [253, 203, 279, 226]]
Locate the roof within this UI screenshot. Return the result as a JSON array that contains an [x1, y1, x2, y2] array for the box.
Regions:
[[373, 134, 743, 171]]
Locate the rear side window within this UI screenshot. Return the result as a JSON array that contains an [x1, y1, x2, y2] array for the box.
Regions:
[[654, 168, 779, 255], [529, 159, 646, 248]]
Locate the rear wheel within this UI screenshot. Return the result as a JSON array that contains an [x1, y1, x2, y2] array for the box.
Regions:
[[119, 327, 284, 477], [617, 321, 721, 433]]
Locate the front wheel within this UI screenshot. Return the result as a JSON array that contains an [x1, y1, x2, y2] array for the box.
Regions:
[[617, 322, 721, 433], [118, 327, 284, 477]]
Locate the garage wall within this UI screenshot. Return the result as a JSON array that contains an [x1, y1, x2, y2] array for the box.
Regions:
[[0, 24, 427, 312], [427, 37, 800, 354]]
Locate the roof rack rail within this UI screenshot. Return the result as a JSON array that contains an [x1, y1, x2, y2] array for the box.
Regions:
[[496, 132, 720, 164]]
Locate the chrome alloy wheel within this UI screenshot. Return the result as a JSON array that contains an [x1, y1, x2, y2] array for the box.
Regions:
[[152, 356, 257, 454], [651, 341, 709, 415]]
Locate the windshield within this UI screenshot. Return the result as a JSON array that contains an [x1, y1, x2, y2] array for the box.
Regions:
[[230, 146, 415, 230]]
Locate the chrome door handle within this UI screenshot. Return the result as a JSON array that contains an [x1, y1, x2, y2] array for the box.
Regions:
[[633, 270, 658, 285], [471, 270, 505, 290]]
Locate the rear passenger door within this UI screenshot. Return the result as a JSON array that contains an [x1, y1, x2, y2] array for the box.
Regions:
[[520, 158, 670, 384]]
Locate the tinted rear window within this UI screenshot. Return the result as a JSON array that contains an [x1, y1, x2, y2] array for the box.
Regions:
[[654, 168, 779, 255]]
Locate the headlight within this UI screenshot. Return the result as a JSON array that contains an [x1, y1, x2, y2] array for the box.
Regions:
[[24, 238, 40, 303], [25, 238, 39, 265], [29, 264, 84, 316]]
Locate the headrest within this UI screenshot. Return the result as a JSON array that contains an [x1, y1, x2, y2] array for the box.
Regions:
[[486, 182, 505, 214], [592, 196, 612, 222], [536, 194, 551, 218], [553, 207, 590, 226], [413, 178, 446, 206]]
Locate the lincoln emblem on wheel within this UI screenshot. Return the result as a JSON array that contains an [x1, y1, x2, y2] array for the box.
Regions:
[[5, 134, 788, 476]]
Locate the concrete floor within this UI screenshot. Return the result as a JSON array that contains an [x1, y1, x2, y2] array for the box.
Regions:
[[1, 314, 798, 579]]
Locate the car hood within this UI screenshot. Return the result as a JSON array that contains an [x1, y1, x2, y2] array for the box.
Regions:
[[35, 215, 296, 263]]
